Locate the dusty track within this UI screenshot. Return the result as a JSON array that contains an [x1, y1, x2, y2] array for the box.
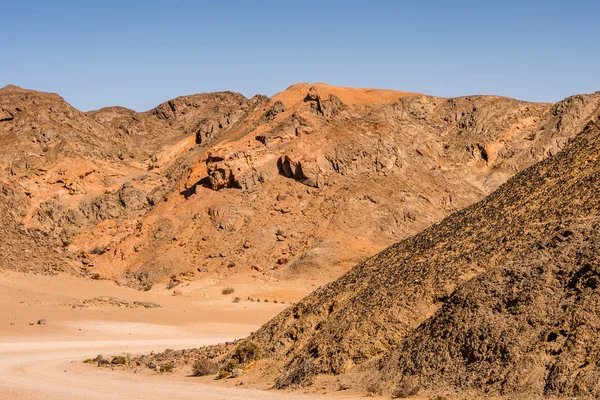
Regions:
[[0, 338, 356, 400]]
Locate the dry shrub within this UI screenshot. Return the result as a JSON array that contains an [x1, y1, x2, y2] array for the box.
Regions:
[[192, 359, 219, 376], [218, 340, 262, 378], [159, 362, 173, 373], [111, 356, 127, 365]]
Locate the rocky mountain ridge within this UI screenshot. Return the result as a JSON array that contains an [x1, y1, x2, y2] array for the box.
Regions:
[[1, 83, 599, 296]]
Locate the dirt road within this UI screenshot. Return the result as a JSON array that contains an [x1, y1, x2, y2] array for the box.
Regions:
[[0, 337, 347, 400]]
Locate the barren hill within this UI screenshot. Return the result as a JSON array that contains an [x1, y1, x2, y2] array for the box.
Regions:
[[1, 83, 599, 296], [238, 113, 600, 398]]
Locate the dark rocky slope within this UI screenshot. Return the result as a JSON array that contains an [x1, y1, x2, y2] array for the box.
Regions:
[[242, 113, 600, 399]]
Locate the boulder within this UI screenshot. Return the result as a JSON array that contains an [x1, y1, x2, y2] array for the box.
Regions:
[[277, 155, 322, 188], [206, 151, 264, 191]]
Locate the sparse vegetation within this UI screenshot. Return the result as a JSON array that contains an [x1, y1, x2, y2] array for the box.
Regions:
[[192, 358, 219, 376], [82, 358, 93, 364], [159, 363, 173, 373], [221, 287, 234, 295], [218, 340, 261, 379], [111, 356, 127, 365], [232, 296, 240, 303]]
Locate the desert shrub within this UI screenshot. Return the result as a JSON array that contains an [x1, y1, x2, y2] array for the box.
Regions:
[[159, 363, 174, 373], [232, 296, 240, 303], [192, 358, 219, 376], [82, 358, 93, 363], [218, 340, 262, 378], [221, 287, 234, 295], [111, 356, 127, 365], [233, 340, 261, 364], [217, 359, 239, 379]]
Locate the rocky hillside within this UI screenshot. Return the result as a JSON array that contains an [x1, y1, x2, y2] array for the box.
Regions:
[[1, 83, 599, 293], [238, 113, 600, 398], [0, 84, 261, 274]]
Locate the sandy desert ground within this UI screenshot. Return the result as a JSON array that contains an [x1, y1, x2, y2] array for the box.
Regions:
[[0, 271, 373, 399]]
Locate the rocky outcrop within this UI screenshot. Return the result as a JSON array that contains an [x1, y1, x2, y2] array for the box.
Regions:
[[304, 86, 344, 118], [0, 107, 14, 122], [150, 92, 247, 121], [0, 181, 69, 273], [32, 180, 154, 242], [206, 151, 263, 190], [260, 100, 287, 123], [277, 155, 323, 188]]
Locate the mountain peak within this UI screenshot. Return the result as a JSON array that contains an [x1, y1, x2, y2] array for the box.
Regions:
[[272, 82, 420, 107]]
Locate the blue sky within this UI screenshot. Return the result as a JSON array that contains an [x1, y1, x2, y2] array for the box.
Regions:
[[1, 1, 598, 111]]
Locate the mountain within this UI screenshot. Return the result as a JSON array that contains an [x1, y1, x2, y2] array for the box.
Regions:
[[239, 112, 600, 398], [1, 83, 599, 295]]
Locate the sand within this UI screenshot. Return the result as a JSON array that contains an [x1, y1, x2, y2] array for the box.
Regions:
[[0, 271, 369, 399]]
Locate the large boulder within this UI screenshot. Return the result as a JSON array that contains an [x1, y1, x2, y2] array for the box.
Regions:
[[206, 151, 264, 191], [277, 155, 324, 188]]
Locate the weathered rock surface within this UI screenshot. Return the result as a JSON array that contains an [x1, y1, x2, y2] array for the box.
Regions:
[[239, 114, 600, 399], [1, 82, 600, 296]]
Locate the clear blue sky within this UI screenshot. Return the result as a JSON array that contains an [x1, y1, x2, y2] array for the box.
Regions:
[[1, 1, 598, 111]]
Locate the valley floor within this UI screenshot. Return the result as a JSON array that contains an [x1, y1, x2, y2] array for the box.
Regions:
[[0, 271, 368, 399]]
